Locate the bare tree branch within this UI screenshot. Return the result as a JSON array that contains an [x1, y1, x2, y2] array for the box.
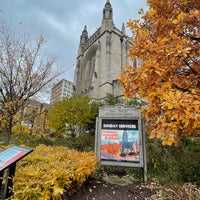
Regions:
[[0, 25, 62, 144]]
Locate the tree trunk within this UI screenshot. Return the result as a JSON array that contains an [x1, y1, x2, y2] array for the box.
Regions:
[[4, 129, 11, 145], [4, 119, 12, 145]]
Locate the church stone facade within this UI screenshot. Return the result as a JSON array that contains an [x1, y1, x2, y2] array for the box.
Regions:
[[73, 0, 141, 100]]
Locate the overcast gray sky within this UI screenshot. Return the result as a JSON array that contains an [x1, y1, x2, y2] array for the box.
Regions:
[[1, 0, 148, 83]]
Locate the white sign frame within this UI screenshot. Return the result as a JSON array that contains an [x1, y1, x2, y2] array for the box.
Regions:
[[95, 106, 147, 182]]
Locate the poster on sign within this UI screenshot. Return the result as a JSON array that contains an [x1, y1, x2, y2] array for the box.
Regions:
[[101, 119, 139, 163]]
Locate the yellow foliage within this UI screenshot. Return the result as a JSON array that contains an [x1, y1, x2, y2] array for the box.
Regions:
[[12, 145, 98, 200], [173, 11, 185, 24], [12, 124, 30, 135], [120, 0, 200, 145], [147, 9, 157, 17]]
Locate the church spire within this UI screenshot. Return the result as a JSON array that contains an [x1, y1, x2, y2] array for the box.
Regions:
[[80, 25, 88, 45], [78, 25, 88, 56], [103, 0, 113, 20], [122, 23, 126, 35], [102, 0, 114, 31]]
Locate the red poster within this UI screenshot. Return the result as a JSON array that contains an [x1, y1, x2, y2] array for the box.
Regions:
[[100, 119, 140, 162]]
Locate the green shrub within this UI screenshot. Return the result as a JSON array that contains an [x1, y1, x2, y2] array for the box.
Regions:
[[6, 132, 95, 151], [67, 133, 95, 152], [10, 133, 53, 147], [179, 153, 200, 185], [48, 133, 95, 152], [146, 137, 200, 185]]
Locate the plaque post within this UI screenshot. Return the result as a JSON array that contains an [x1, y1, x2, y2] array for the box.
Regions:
[[2, 162, 16, 199]]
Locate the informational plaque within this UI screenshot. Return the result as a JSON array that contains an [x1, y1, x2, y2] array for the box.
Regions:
[[0, 145, 33, 199], [0, 145, 33, 171]]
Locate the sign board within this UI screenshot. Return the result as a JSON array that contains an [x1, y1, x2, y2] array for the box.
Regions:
[[95, 106, 147, 181], [0, 145, 33, 199], [0, 145, 33, 171], [99, 106, 141, 118]]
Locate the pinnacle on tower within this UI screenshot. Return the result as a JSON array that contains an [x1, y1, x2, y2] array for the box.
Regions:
[[122, 23, 126, 35], [102, 0, 114, 31], [103, 0, 113, 20], [80, 25, 88, 45]]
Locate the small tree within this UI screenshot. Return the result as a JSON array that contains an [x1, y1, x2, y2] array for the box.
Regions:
[[47, 100, 68, 135], [47, 94, 99, 136], [119, 0, 200, 145], [0, 26, 60, 145]]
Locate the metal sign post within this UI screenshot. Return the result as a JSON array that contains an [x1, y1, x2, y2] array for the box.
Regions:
[[95, 106, 147, 182]]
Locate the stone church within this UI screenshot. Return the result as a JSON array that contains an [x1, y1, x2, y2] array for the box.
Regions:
[[73, 0, 141, 100]]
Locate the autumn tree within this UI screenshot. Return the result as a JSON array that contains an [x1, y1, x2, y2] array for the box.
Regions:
[[47, 94, 99, 137], [119, 0, 200, 145], [47, 100, 68, 135], [0, 26, 60, 145], [22, 100, 49, 135]]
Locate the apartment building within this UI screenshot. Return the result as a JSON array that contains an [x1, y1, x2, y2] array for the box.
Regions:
[[50, 79, 74, 104]]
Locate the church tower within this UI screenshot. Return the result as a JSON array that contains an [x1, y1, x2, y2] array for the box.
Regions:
[[74, 0, 133, 100]]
